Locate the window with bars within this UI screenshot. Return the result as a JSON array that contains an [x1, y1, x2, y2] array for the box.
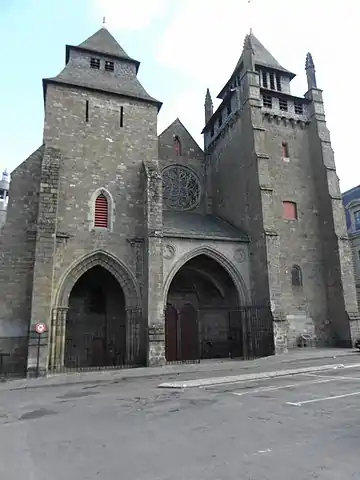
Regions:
[[276, 75, 282, 91], [269, 72, 275, 90], [90, 57, 100, 69], [283, 201, 297, 220], [263, 95, 272, 108], [294, 102, 303, 114], [261, 71, 268, 88], [94, 194, 109, 228], [279, 99, 288, 111], [105, 60, 114, 71]]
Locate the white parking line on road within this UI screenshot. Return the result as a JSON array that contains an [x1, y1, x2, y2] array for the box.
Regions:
[[232, 377, 336, 397], [304, 373, 360, 381], [286, 390, 360, 406]]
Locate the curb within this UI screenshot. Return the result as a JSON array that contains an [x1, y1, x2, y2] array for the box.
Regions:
[[158, 362, 360, 389]]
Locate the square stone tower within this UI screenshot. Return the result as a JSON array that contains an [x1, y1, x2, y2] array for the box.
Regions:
[[0, 26, 162, 375], [202, 33, 360, 351]]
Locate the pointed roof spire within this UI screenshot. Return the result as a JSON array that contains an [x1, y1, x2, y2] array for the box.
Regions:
[[305, 52, 315, 70], [205, 88, 213, 104], [305, 52, 317, 89], [243, 33, 254, 55]]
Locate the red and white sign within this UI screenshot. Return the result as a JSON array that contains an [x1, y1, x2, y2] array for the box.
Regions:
[[35, 322, 47, 334]]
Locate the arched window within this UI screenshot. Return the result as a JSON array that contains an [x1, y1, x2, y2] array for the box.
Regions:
[[94, 194, 108, 228], [174, 135, 182, 156], [291, 265, 302, 287]]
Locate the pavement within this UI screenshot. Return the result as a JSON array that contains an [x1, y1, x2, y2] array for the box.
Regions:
[[1, 349, 360, 479], [1, 347, 359, 391]]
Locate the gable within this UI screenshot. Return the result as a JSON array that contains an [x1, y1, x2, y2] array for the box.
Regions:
[[158, 118, 203, 161]]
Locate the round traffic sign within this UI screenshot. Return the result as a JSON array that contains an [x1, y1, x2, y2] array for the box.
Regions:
[[35, 322, 47, 334]]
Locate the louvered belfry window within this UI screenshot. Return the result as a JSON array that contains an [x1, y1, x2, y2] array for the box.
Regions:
[[94, 194, 108, 228]]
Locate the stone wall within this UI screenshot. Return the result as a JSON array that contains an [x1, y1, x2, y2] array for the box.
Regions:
[[0, 147, 43, 340]]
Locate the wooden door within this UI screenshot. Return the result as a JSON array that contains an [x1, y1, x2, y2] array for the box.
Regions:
[[165, 304, 178, 361], [179, 303, 199, 361]]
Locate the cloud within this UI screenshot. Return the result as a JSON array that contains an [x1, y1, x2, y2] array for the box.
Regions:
[[155, 0, 251, 91], [92, 0, 170, 31]]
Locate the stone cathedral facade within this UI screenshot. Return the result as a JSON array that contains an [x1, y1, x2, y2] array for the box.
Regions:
[[0, 26, 359, 376]]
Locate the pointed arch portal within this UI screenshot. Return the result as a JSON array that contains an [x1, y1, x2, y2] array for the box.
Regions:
[[165, 254, 244, 361], [50, 251, 141, 371]]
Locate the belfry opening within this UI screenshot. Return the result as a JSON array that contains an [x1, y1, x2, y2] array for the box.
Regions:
[[165, 254, 242, 362], [64, 266, 127, 368]]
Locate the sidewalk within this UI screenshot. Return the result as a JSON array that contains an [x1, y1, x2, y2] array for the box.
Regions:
[[1, 348, 359, 391]]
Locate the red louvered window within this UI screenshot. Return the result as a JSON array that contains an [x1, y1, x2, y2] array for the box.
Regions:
[[94, 194, 108, 228], [283, 201, 297, 220]]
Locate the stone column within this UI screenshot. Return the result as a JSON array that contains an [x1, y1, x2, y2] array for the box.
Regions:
[[125, 307, 142, 365], [49, 307, 67, 372], [143, 160, 166, 367]]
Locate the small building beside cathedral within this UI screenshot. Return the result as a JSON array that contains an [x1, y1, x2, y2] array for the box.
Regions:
[[0, 26, 359, 376], [343, 185, 360, 310]]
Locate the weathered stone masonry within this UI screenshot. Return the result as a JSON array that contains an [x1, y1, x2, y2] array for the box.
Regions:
[[0, 26, 358, 376]]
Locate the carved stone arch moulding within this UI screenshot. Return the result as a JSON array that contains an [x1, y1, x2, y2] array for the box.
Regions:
[[163, 246, 250, 309], [55, 250, 140, 309], [234, 247, 246, 263], [164, 243, 176, 259]]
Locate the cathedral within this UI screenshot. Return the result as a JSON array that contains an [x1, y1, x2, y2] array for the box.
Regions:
[[0, 25, 359, 376]]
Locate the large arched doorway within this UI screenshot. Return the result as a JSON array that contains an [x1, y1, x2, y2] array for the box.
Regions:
[[165, 254, 243, 361], [64, 266, 126, 368]]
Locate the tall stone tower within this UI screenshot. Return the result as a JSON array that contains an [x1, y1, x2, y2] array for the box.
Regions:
[[0, 169, 9, 230], [0, 25, 162, 375], [202, 32, 360, 351]]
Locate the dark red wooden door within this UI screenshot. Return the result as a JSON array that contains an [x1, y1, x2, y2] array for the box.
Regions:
[[179, 303, 199, 361], [165, 304, 178, 361]]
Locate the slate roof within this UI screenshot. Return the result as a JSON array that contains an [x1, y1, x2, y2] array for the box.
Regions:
[[163, 211, 249, 242], [43, 27, 162, 109], [240, 33, 292, 74], [217, 32, 295, 99], [77, 28, 134, 61]]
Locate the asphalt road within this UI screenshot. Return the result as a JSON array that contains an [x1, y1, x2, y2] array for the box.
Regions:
[[1, 366, 360, 479]]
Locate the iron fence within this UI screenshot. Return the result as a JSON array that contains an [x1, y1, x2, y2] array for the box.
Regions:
[[164, 304, 275, 364], [0, 336, 28, 379]]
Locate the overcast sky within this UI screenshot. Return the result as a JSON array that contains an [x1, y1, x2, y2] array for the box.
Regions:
[[1, 0, 359, 192]]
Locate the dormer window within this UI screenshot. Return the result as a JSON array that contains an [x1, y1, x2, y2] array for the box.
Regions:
[[105, 60, 114, 72], [90, 57, 100, 69], [276, 75, 282, 91]]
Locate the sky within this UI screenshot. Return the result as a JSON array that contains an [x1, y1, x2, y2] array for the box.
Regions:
[[0, 0, 359, 192]]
